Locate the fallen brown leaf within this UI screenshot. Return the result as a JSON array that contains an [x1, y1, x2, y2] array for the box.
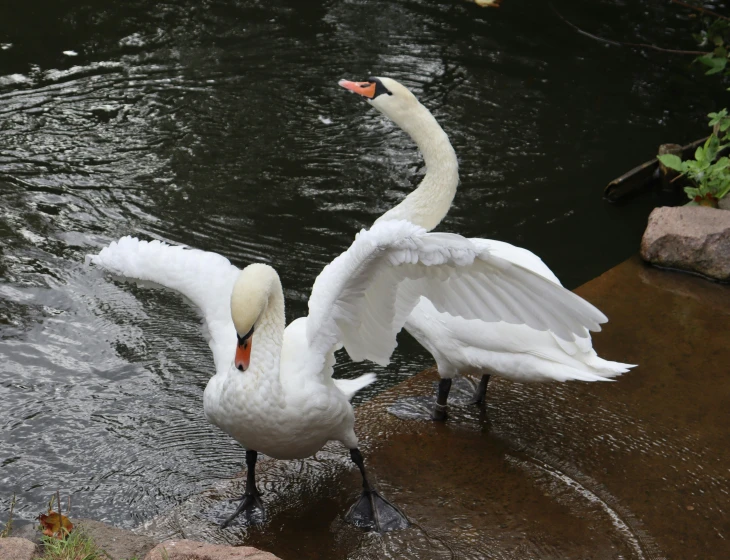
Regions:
[[38, 511, 74, 539]]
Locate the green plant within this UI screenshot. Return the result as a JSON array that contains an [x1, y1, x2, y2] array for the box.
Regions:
[[38, 528, 103, 560], [1, 493, 16, 538], [658, 110, 730, 205], [695, 19, 730, 81]]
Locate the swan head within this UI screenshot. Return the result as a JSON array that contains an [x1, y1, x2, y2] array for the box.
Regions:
[[230, 263, 280, 371], [338, 77, 420, 123]]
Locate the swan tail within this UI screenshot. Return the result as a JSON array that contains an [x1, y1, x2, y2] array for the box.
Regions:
[[334, 373, 376, 401], [581, 355, 637, 377], [544, 362, 632, 382], [460, 345, 635, 383]]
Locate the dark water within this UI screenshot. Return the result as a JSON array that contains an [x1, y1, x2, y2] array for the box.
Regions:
[[0, 0, 725, 540]]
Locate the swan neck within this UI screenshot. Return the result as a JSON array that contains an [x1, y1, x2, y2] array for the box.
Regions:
[[375, 102, 459, 232], [250, 278, 285, 381]]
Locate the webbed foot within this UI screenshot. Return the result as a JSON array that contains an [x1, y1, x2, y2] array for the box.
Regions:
[[221, 449, 264, 529], [346, 489, 410, 533], [221, 490, 265, 528]]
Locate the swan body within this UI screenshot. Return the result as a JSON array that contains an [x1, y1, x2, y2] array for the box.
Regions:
[[90, 217, 609, 452], [340, 77, 633, 411], [89, 238, 368, 461], [90, 216, 607, 528]]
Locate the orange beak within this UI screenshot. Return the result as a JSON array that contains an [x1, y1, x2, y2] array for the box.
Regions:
[[235, 337, 252, 371], [338, 79, 376, 99]]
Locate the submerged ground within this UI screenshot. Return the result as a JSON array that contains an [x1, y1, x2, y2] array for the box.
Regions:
[[1, 0, 728, 557]]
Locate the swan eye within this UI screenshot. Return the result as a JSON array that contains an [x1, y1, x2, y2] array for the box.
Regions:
[[237, 325, 254, 345], [366, 77, 393, 98]]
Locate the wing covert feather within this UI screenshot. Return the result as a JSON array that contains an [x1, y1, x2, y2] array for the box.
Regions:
[[88, 236, 241, 374], [306, 221, 606, 366]]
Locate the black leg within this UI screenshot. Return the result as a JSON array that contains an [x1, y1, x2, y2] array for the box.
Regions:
[[431, 378, 452, 421], [221, 449, 265, 528], [467, 374, 491, 406], [345, 448, 409, 533]]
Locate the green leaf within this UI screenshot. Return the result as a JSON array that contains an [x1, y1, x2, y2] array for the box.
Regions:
[[684, 186, 701, 198], [716, 182, 730, 199], [657, 154, 683, 171], [695, 146, 706, 162], [705, 135, 720, 162], [698, 55, 728, 75], [713, 157, 730, 171], [707, 59, 728, 75], [709, 109, 728, 125]]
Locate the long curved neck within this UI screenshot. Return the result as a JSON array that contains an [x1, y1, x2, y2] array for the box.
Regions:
[[374, 102, 458, 232], [249, 280, 286, 383]]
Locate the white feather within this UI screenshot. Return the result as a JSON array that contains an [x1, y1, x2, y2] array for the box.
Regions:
[[349, 76, 635, 389], [88, 236, 240, 375], [306, 220, 608, 369]]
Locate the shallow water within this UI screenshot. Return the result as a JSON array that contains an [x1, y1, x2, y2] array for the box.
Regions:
[[138, 258, 729, 559], [0, 0, 726, 550]]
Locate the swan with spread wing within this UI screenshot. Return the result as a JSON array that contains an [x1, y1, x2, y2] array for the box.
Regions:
[[339, 77, 634, 420], [89, 216, 606, 531]]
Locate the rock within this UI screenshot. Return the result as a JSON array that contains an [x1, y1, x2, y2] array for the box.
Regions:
[[7, 519, 42, 545], [76, 519, 157, 560], [640, 206, 730, 281], [719, 196, 730, 211], [144, 539, 282, 560], [0, 537, 36, 560]]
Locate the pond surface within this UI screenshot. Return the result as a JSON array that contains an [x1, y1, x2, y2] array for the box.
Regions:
[[0, 0, 726, 551]]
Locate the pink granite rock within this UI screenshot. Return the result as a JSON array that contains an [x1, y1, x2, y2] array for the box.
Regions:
[[0, 537, 36, 560], [640, 206, 730, 281], [144, 539, 281, 560]]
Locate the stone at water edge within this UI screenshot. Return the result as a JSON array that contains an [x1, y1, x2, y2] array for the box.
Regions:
[[0, 537, 36, 560], [640, 206, 730, 281], [144, 539, 282, 560], [75, 519, 157, 560]]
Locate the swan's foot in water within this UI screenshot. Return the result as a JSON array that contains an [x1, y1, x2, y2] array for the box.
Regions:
[[431, 378, 452, 421], [466, 374, 491, 406], [345, 449, 409, 533], [221, 450, 265, 528]]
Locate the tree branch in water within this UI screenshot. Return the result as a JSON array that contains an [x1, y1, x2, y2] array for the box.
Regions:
[[549, 3, 711, 56], [671, 0, 730, 23]]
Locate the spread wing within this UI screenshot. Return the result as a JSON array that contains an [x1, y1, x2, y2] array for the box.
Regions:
[[88, 236, 241, 374], [306, 220, 606, 366]]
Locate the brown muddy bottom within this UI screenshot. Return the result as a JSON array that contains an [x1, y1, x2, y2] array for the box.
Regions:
[[140, 257, 729, 559]]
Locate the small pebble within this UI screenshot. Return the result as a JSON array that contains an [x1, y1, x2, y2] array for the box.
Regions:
[[686, 505, 694, 511]]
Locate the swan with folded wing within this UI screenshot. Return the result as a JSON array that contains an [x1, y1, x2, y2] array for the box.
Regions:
[[339, 76, 634, 420]]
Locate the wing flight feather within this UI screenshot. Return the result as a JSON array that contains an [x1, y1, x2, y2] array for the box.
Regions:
[[306, 221, 606, 366]]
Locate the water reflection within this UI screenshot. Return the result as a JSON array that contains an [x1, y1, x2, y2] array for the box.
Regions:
[[0, 0, 725, 545]]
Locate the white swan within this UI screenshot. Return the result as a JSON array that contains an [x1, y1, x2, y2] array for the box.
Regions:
[[339, 77, 634, 420], [89, 216, 608, 530]]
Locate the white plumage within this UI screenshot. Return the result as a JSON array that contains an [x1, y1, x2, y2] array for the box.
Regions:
[[89, 216, 609, 450], [89, 237, 367, 460], [405, 239, 630, 383], [87, 76, 633, 529], [340, 76, 633, 413]]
